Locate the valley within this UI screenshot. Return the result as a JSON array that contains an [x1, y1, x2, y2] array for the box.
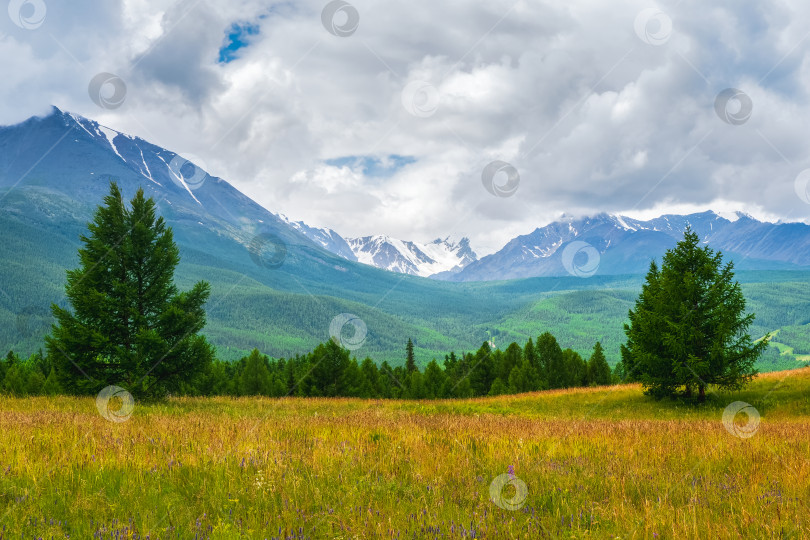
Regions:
[[1, 110, 810, 368]]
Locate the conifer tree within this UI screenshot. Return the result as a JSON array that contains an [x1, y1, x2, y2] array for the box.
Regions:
[[379, 360, 397, 398], [469, 342, 495, 396], [423, 359, 446, 399], [341, 359, 363, 397], [405, 338, 416, 372], [537, 332, 565, 389], [562, 348, 587, 387], [239, 349, 272, 396], [0, 351, 15, 383], [508, 355, 539, 394], [407, 370, 426, 399], [499, 342, 522, 382], [359, 358, 381, 398], [523, 338, 544, 389], [587, 342, 611, 386], [41, 367, 63, 395], [488, 378, 508, 396], [26, 369, 45, 395], [621, 228, 765, 399], [306, 339, 351, 397], [2, 364, 26, 396], [46, 182, 214, 397]]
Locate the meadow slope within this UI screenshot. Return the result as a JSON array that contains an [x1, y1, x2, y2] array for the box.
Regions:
[[1, 368, 809, 538]]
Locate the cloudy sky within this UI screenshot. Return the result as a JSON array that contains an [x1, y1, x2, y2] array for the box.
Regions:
[[2, 0, 810, 254]]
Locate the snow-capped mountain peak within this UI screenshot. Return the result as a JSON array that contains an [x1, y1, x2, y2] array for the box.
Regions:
[[446, 209, 810, 282], [273, 215, 479, 277], [611, 214, 638, 231], [274, 214, 358, 261], [347, 234, 478, 277], [53, 107, 211, 207]]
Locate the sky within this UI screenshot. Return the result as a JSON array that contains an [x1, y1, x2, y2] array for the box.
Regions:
[[1, 0, 810, 255]]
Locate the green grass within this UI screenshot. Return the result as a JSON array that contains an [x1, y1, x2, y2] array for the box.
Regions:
[[1, 368, 809, 538]]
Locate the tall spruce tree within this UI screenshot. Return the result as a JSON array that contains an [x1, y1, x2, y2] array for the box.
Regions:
[[621, 228, 765, 400], [562, 348, 587, 387], [537, 332, 565, 389], [359, 358, 381, 398], [405, 338, 416, 372], [469, 341, 495, 396], [499, 342, 522, 382], [239, 349, 272, 396], [41, 367, 63, 395], [423, 360, 446, 399], [587, 341, 611, 386], [523, 338, 544, 390], [305, 339, 350, 397], [46, 182, 214, 397]]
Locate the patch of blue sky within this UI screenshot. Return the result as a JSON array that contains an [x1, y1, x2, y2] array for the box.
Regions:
[[218, 22, 260, 64], [325, 155, 417, 178]]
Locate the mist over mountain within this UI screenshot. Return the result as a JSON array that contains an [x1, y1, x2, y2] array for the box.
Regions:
[[442, 211, 810, 282], [2, 107, 810, 365], [0, 107, 502, 361], [272, 215, 478, 277], [281, 206, 810, 281]]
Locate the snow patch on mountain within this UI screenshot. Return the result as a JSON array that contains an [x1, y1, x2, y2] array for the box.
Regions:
[[157, 153, 202, 206], [347, 235, 477, 277], [137, 147, 160, 185], [97, 125, 124, 161], [275, 213, 478, 277], [613, 214, 636, 231], [275, 214, 357, 261], [447, 209, 810, 282]]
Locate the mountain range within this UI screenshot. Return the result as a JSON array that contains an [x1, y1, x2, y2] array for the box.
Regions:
[[0, 106, 557, 363], [285, 208, 810, 281], [441, 211, 810, 281], [274, 214, 477, 277], [1, 107, 809, 367]]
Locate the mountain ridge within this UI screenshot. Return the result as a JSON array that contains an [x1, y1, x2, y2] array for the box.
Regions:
[[2, 107, 810, 366], [289, 206, 810, 281], [30, 107, 810, 283], [444, 210, 810, 281], [2, 106, 501, 362], [272, 214, 479, 277]]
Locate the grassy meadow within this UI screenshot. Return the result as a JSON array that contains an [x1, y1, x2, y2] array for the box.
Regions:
[[1, 368, 809, 539]]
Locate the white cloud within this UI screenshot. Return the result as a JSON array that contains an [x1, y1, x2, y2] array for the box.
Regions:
[[1, 0, 810, 255]]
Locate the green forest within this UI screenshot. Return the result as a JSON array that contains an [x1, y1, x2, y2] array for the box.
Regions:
[[4, 186, 810, 370], [1, 334, 799, 399], [3, 183, 809, 401], [0, 333, 616, 399]]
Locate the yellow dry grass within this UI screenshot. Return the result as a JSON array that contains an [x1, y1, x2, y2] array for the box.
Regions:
[[1, 369, 809, 538]]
